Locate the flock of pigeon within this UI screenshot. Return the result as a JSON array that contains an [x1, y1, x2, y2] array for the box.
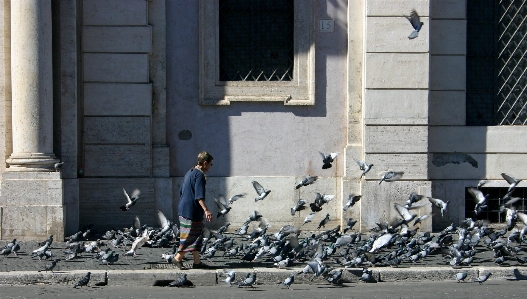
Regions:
[[0, 10, 523, 290]]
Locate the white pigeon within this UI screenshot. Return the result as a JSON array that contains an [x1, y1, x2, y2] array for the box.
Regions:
[[252, 181, 271, 202], [394, 203, 417, 223], [127, 229, 149, 257], [369, 233, 393, 252], [120, 188, 141, 211]]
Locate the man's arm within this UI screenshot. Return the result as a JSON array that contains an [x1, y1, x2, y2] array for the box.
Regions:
[[197, 198, 212, 221]]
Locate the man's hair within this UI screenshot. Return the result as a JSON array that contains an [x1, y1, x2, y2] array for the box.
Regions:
[[197, 151, 213, 165]]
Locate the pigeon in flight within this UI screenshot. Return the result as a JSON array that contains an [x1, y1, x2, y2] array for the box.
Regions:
[[120, 188, 140, 211], [320, 152, 339, 169], [379, 171, 404, 184], [227, 194, 245, 204], [354, 158, 373, 178], [343, 218, 357, 233], [214, 196, 231, 218], [502, 173, 522, 194], [291, 199, 307, 216], [405, 9, 423, 39], [477, 180, 487, 189], [467, 187, 489, 216], [295, 176, 318, 189], [343, 194, 361, 211], [302, 212, 316, 226], [394, 203, 417, 223], [73, 272, 91, 288], [252, 181, 271, 202], [428, 197, 449, 217], [310, 193, 335, 212]]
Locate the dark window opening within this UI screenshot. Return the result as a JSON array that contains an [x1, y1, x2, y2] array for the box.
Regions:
[[466, 0, 527, 125], [219, 0, 294, 81]]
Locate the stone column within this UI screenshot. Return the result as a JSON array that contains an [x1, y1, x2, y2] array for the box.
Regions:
[[6, 0, 58, 171]]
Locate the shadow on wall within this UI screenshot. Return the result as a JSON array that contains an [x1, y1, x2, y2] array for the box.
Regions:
[[167, 0, 349, 230]]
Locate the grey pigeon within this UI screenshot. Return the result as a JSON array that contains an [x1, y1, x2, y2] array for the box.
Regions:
[[238, 272, 256, 288], [502, 173, 521, 194], [246, 210, 263, 223], [369, 233, 393, 253], [317, 214, 330, 230], [214, 196, 231, 218], [120, 188, 140, 211], [379, 171, 404, 184], [343, 194, 361, 211], [54, 162, 64, 172], [474, 272, 491, 284], [394, 203, 417, 223], [326, 269, 343, 285], [455, 272, 467, 282], [223, 270, 236, 286], [295, 175, 318, 189], [281, 273, 295, 289], [405, 9, 423, 39], [39, 259, 60, 273], [302, 212, 316, 226], [169, 274, 193, 287], [227, 194, 245, 204], [320, 152, 339, 169], [428, 197, 449, 217], [477, 180, 487, 188], [343, 218, 357, 233], [355, 158, 373, 178], [359, 268, 376, 283], [467, 187, 489, 216], [291, 199, 307, 216], [252, 181, 271, 202], [73, 272, 91, 288]]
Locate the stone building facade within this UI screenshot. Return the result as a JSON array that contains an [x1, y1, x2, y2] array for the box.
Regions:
[[0, 0, 525, 240]]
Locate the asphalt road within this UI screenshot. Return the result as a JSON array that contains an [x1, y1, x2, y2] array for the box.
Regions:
[[0, 280, 526, 299]]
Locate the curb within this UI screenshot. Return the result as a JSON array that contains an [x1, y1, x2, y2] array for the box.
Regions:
[[0, 266, 524, 286]]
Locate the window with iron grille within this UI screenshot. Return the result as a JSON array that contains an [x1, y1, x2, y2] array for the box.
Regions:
[[219, 0, 294, 81], [466, 0, 527, 125], [465, 187, 527, 223]]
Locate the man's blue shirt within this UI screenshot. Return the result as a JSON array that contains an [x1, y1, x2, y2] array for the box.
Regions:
[[178, 168, 206, 221]]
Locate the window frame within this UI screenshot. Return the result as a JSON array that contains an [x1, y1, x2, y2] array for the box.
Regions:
[[199, 0, 315, 106]]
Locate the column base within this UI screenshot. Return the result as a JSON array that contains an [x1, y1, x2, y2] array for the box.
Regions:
[[6, 153, 60, 172]]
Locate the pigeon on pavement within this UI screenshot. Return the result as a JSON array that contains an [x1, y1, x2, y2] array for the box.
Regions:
[[73, 272, 91, 288]]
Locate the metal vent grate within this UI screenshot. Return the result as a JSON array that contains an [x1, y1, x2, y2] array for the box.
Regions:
[[466, 0, 527, 125], [219, 0, 294, 81], [465, 187, 527, 223]]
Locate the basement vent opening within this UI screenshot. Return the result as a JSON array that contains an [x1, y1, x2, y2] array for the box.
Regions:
[[465, 187, 527, 223]]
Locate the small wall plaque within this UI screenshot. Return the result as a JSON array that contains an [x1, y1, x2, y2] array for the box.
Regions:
[[319, 19, 334, 32]]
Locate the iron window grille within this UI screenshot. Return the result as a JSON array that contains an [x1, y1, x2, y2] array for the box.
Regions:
[[465, 187, 527, 223], [466, 0, 527, 125], [219, 0, 294, 81]]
